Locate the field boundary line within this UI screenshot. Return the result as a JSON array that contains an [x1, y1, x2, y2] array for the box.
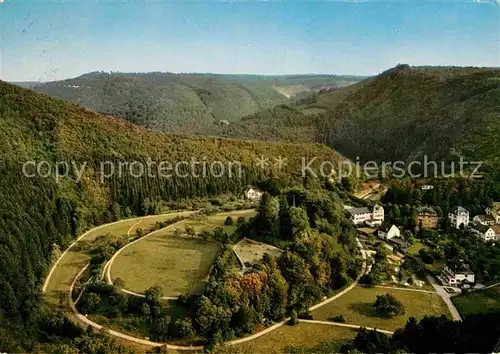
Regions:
[[373, 285, 437, 294], [105, 211, 197, 289], [69, 263, 204, 351], [43, 210, 189, 293], [299, 319, 394, 335]]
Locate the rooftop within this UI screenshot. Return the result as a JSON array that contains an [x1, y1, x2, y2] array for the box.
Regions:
[[472, 223, 493, 234], [417, 206, 437, 215], [451, 206, 469, 214], [446, 260, 474, 275], [347, 207, 371, 215]]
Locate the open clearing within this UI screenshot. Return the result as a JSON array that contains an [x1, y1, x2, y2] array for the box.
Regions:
[[43, 211, 195, 305], [311, 285, 450, 331], [233, 323, 358, 353], [234, 238, 283, 266], [110, 210, 256, 296], [453, 286, 500, 317], [111, 236, 221, 296]]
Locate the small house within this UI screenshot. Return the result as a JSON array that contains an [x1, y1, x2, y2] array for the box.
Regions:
[[471, 223, 497, 242], [378, 224, 401, 240], [440, 260, 475, 286], [245, 187, 263, 201], [473, 214, 496, 226]]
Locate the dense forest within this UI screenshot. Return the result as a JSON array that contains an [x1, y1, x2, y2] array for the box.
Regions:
[[0, 80, 352, 351], [30, 72, 361, 134], [218, 66, 500, 174], [75, 182, 363, 349]]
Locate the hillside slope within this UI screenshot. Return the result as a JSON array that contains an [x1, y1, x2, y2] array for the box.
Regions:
[[319, 65, 500, 165], [0, 80, 350, 350], [33, 72, 362, 134], [228, 65, 500, 168]]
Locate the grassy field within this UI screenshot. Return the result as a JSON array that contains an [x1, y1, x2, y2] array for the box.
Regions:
[[110, 210, 256, 296], [453, 286, 500, 317], [44, 211, 195, 305], [311, 286, 450, 331], [234, 239, 283, 266], [111, 236, 221, 296], [233, 323, 358, 354]]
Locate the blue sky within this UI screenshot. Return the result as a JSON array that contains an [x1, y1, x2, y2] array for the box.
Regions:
[[1, 1, 499, 81]]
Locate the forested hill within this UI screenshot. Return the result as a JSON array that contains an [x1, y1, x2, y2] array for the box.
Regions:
[[223, 65, 500, 168], [0, 80, 349, 350], [31, 72, 362, 133]]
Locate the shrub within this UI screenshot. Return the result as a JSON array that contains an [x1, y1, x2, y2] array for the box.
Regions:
[[329, 315, 346, 323], [373, 293, 405, 318], [288, 309, 298, 326], [224, 216, 234, 226]]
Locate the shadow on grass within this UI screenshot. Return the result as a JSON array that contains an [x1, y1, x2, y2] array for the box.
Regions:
[[347, 302, 380, 318]]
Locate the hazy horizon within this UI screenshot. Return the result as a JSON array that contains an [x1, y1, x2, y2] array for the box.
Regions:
[[2, 1, 499, 82]]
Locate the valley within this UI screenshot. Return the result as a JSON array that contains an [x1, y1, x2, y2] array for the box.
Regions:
[[2, 3, 500, 353]]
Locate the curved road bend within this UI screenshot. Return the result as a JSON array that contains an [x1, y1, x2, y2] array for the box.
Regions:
[[69, 263, 204, 351], [105, 209, 255, 297], [66, 228, 370, 349], [43, 211, 194, 294]]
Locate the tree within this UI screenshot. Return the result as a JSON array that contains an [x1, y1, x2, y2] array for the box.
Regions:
[[373, 294, 405, 318], [174, 317, 195, 338], [288, 309, 298, 326], [224, 216, 234, 226]]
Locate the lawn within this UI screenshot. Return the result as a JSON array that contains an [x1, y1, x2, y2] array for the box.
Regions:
[[311, 286, 450, 331], [453, 286, 500, 317], [407, 241, 429, 256], [111, 236, 221, 296], [44, 211, 196, 305], [110, 210, 255, 296], [233, 323, 358, 354], [168, 210, 257, 235], [234, 239, 283, 266]]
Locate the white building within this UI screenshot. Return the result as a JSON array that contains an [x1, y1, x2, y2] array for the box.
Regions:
[[245, 187, 263, 201], [448, 206, 469, 229], [421, 185, 434, 190], [378, 224, 401, 240], [473, 214, 496, 226], [441, 261, 475, 286], [347, 204, 384, 226], [471, 224, 497, 242]]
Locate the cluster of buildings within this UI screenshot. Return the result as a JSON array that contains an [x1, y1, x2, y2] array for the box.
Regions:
[[346, 201, 500, 288], [446, 205, 500, 242]]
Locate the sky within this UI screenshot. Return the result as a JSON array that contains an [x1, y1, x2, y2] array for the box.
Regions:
[[1, 0, 499, 81]]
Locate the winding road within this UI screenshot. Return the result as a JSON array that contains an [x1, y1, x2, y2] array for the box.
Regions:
[[45, 210, 389, 351]]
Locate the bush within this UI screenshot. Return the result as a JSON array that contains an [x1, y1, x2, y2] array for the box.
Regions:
[[329, 315, 346, 323], [288, 309, 298, 326], [224, 216, 234, 226], [237, 216, 246, 224], [373, 294, 405, 318]]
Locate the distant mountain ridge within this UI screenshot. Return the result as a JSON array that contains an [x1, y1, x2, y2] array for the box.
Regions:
[[32, 72, 363, 134], [218, 65, 500, 170]]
